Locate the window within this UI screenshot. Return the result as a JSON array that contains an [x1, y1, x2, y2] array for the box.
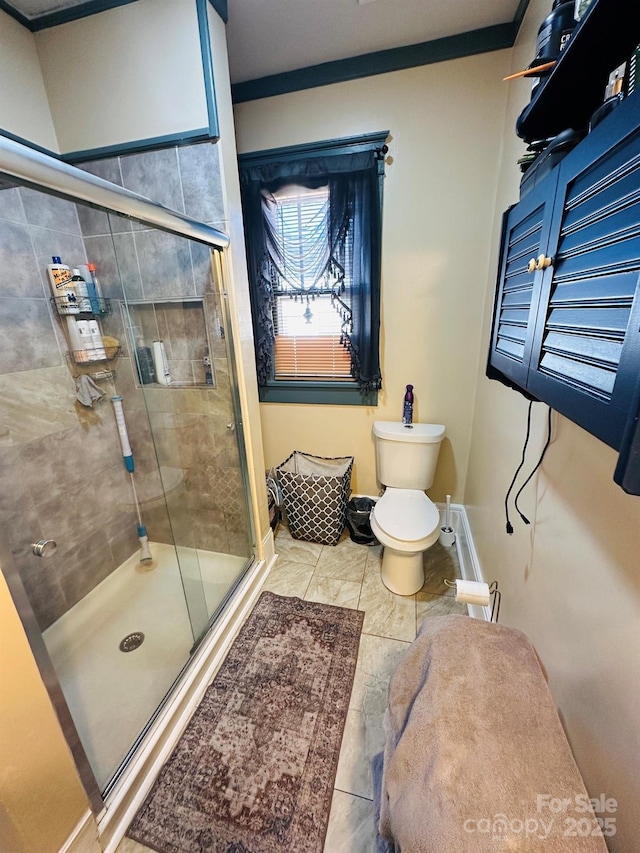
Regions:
[[239, 132, 388, 405], [270, 185, 351, 382]]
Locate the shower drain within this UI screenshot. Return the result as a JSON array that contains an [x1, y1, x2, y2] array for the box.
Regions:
[[119, 632, 145, 652]]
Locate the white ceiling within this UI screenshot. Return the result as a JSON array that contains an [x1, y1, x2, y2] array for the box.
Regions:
[[4, 0, 521, 82], [4, 0, 83, 19], [226, 0, 521, 84]]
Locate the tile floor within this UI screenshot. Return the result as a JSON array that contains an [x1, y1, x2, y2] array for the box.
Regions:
[[118, 524, 466, 853]]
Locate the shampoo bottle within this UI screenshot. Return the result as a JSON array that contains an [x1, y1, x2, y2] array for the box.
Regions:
[[402, 384, 414, 425], [87, 263, 102, 311], [88, 319, 107, 360], [47, 257, 78, 315], [152, 340, 171, 385], [78, 264, 100, 313], [66, 317, 89, 362], [135, 338, 156, 385], [71, 269, 92, 312], [76, 320, 94, 360]]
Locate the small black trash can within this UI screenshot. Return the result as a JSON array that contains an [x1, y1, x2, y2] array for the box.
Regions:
[[346, 497, 378, 545]]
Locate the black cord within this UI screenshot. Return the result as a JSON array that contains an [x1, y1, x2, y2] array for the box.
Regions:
[[514, 406, 553, 525], [504, 401, 533, 534]]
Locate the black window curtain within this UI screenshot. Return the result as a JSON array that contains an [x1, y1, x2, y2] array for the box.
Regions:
[[240, 148, 383, 394]]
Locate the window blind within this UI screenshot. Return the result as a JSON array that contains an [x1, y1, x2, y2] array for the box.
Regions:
[[270, 186, 352, 381], [274, 335, 352, 380], [273, 293, 351, 380]]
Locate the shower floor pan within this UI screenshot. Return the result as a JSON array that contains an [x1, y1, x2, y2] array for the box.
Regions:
[[43, 542, 247, 791]]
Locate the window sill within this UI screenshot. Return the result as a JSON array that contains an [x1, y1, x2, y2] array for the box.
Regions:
[[259, 381, 377, 406]]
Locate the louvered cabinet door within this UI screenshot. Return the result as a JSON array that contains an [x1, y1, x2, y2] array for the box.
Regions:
[[488, 176, 557, 390], [528, 106, 640, 450]]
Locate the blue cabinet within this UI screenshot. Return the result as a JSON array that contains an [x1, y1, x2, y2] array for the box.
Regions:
[[488, 176, 558, 392], [488, 94, 640, 493]]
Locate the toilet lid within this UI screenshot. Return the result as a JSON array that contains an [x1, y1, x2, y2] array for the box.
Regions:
[[374, 489, 439, 542]]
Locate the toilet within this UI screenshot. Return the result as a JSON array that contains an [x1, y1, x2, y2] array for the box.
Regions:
[[369, 421, 445, 596]]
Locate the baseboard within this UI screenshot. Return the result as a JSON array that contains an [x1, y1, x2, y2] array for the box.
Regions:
[[98, 555, 273, 852], [435, 502, 491, 622], [261, 526, 275, 563], [60, 810, 101, 853]]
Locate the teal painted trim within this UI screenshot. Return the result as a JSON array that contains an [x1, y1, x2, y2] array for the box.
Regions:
[[62, 128, 211, 163], [29, 0, 138, 31], [0, 0, 30, 27], [197, 0, 220, 139], [232, 22, 517, 103], [513, 0, 532, 31], [207, 0, 227, 24], [239, 130, 389, 167], [0, 126, 60, 159], [259, 382, 378, 406], [2, 0, 229, 30]]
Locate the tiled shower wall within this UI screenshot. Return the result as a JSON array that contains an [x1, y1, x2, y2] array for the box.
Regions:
[[0, 142, 250, 631], [78, 143, 251, 561], [0, 186, 139, 630]]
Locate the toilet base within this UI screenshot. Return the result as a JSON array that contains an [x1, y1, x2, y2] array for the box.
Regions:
[[380, 546, 424, 596]]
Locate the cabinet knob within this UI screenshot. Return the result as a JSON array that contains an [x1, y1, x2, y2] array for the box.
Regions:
[[536, 254, 553, 270], [527, 258, 537, 273]]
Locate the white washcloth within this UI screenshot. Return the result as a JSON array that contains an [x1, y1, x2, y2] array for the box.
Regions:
[[76, 375, 105, 407]]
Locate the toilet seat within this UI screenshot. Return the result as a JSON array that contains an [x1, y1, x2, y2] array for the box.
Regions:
[[371, 488, 440, 552]]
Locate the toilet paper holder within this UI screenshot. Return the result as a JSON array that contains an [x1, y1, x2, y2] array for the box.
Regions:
[[444, 579, 501, 623]]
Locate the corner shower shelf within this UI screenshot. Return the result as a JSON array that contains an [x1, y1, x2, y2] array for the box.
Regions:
[[68, 345, 121, 365], [66, 346, 121, 381], [51, 296, 113, 316]]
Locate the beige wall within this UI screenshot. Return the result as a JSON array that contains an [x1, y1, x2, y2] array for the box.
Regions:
[[34, 0, 209, 154], [465, 1, 640, 850], [234, 52, 511, 499], [0, 9, 58, 151], [208, 7, 270, 547], [0, 571, 90, 852]]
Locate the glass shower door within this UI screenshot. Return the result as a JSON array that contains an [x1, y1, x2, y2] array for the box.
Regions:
[[0, 177, 253, 797], [109, 211, 254, 628]]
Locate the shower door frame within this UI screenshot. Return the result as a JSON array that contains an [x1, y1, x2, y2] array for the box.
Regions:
[[0, 133, 256, 815]]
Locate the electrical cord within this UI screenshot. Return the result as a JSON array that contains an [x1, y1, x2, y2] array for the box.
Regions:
[[504, 401, 533, 534], [514, 405, 553, 525]]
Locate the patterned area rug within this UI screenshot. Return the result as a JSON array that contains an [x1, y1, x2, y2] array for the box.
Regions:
[[128, 592, 364, 853]]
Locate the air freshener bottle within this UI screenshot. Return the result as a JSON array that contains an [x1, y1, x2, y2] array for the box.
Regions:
[[402, 384, 414, 424]]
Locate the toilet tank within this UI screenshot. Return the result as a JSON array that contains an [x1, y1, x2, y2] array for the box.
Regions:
[[373, 421, 445, 490]]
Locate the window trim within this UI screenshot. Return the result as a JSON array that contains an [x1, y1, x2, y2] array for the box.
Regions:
[[239, 131, 389, 171], [259, 380, 378, 406]]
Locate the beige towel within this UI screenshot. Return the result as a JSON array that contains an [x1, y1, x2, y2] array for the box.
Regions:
[[380, 615, 608, 852], [76, 374, 105, 407]]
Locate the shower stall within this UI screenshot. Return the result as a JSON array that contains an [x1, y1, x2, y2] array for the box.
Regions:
[[0, 135, 256, 809]]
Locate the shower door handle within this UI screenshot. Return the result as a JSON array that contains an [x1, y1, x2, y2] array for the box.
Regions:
[[32, 539, 57, 557]]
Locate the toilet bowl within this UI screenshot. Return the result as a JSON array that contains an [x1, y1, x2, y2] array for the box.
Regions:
[[370, 488, 441, 595], [371, 420, 445, 595]]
